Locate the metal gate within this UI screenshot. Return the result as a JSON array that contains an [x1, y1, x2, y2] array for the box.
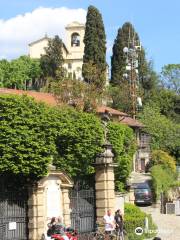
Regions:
[[69, 180, 96, 234], [0, 179, 28, 240], [166, 203, 176, 214]]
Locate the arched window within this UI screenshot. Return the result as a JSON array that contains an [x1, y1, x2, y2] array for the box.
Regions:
[[71, 33, 80, 47]]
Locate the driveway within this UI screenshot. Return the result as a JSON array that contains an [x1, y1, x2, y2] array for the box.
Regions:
[[140, 205, 180, 240], [129, 171, 152, 188], [130, 172, 180, 239]]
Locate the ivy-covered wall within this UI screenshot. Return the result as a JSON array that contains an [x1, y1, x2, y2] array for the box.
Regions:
[[0, 94, 136, 185], [107, 122, 137, 191]]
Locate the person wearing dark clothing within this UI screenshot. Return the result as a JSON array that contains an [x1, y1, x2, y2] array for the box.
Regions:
[[114, 209, 124, 239], [47, 217, 57, 236], [47, 217, 69, 240]]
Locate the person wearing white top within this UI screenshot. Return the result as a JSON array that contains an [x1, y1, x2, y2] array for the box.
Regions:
[[103, 209, 115, 234]]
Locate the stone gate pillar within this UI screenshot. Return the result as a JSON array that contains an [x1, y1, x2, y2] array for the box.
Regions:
[[28, 184, 44, 240], [61, 187, 71, 226], [28, 168, 73, 240], [95, 144, 117, 224]]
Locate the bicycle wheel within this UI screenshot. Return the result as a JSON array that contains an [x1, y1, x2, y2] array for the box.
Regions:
[[93, 233, 104, 240], [110, 234, 116, 240], [96, 233, 104, 240], [88, 232, 97, 240]]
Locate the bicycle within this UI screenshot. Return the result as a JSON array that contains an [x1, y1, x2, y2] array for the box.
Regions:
[[88, 222, 126, 240], [88, 228, 104, 240], [88, 230, 117, 240], [104, 232, 115, 240]]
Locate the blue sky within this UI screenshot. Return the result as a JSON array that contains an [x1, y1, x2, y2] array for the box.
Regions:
[[0, 0, 180, 72]]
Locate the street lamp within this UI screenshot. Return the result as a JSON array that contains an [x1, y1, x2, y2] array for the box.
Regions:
[[123, 47, 129, 53]]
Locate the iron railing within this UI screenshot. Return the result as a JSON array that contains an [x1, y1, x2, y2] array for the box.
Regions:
[[69, 180, 96, 234], [0, 183, 28, 240]]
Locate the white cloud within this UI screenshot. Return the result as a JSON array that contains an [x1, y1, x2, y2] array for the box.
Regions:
[[0, 7, 86, 60]]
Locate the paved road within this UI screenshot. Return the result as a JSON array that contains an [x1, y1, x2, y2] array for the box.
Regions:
[[129, 172, 152, 188], [140, 205, 180, 240], [129, 172, 180, 239]]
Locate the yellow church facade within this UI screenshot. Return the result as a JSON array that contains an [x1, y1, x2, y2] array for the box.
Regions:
[[29, 21, 85, 80]]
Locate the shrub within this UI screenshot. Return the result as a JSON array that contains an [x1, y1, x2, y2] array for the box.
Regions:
[[0, 94, 104, 179], [54, 110, 136, 181], [0, 94, 137, 183], [53, 107, 104, 177], [139, 104, 180, 162], [107, 123, 137, 190], [124, 203, 157, 240], [0, 94, 57, 179], [151, 165, 177, 200], [151, 150, 176, 172]]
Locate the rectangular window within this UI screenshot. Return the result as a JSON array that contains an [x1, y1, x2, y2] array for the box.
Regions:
[[68, 63, 72, 69]]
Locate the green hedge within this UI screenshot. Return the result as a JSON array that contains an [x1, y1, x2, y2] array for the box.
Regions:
[[107, 122, 137, 191], [124, 203, 157, 240], [0, 94, 136, 183], [151, 165, 177, 200], [0, 94, 104, 179]]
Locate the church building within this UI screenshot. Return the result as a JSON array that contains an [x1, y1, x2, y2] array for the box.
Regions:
[[29, 21, 85, 80]]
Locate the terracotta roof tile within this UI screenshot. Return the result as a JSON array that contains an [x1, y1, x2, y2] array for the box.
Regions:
[[120, 116, 144, 128], [0, 88, 144, 128], [97, 105, 128, 116], [0, 88, 57, 106]]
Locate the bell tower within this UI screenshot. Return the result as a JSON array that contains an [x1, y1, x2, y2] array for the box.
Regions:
[[65, 21, 85, 59]]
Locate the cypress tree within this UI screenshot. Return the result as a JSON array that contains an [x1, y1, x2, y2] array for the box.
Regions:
[[111, 22, 148, 89], [110, 22, 159, 112], [40, 35, 64, 80], [82, 5, 106, 90]]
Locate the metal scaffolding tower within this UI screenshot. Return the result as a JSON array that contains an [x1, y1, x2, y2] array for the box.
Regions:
[[123, 28, 142, 119]]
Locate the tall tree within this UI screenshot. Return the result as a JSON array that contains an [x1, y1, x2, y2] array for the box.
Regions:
[[111, 22, 148, 89], [139, 104, 180, 162], [161, 64, 180, 94], [40, 35, 65, 83], [145, 88, 180, 123], [0, 56, 42, 90], [108, 84, 132, 114], [110, 22, 158, 113], [82, 5, 107, 90], [0, 59, 11, 87]]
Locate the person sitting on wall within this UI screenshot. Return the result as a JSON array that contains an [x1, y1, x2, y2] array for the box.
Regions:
[[47, 217, 57, 237], [53, 217, 69, 240]]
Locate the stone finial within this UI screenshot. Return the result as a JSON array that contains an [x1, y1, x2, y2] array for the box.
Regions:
[[48, 163, 56, 171], [96, 143, 114, 165]]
